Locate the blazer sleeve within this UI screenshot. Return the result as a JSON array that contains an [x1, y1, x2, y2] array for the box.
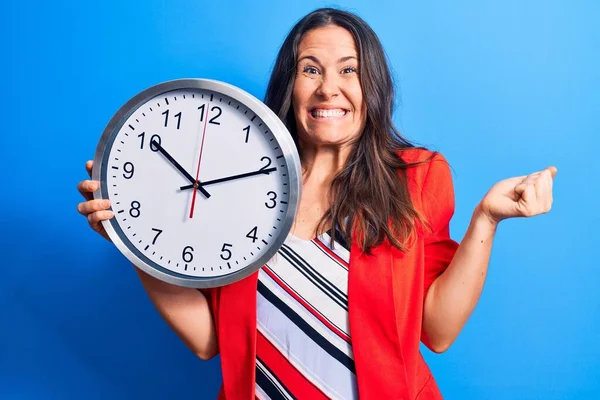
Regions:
[[420, 152, 460, 298]]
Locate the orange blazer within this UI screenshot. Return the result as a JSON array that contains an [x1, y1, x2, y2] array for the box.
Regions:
[[204, 149, 459, 399]]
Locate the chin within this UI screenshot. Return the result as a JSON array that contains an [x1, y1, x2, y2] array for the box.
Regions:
[[304, 132, 355, 147]]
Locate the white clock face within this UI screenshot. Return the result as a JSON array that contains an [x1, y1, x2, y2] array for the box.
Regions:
[[94, 80, 300, 288]]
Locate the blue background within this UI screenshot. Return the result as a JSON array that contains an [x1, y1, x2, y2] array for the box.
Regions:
[[1, 0, 598, 399]]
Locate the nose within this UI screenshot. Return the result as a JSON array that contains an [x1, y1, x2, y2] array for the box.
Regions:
[[316, 71, 340, 100]]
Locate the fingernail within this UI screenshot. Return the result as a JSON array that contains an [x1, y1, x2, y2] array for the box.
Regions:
[[104, 200, 111, 208]]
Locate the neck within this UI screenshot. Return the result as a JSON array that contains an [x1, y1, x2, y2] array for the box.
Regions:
[[299, 139, 353, 185]]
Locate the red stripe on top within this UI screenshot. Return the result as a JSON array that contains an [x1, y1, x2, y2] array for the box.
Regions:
[[257, 330, 329, 400], [313, 238, 349, 270], [262, 266, 351, 344]]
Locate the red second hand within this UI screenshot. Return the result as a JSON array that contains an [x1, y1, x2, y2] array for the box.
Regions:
[[189, 104, 210, 218]]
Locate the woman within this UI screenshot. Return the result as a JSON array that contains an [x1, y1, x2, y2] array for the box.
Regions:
[[76, 8, 556, 400]]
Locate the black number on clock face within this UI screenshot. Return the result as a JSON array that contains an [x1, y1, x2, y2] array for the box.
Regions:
[[220, 243, 233, 260], [198, 104, 205, 121], [259, 156, 272, 171], [182, 246, 194, 262], [123, 162, 134, 179], [246, 226, 258, 243], [151, 228, 163, 245], [197, 104, 222, 125], [265, 191, 278, 209], [137, 132, 161, 151], [129, 201, 141, 218], [162, 109, 182, 129], [209, 106, 222, 125], [242, 125, 250, 143]]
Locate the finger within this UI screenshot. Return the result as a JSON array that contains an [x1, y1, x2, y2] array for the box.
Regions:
[[77, 199, 111, 216], [514, 181, 528, 197], [516, 184, 538, 216], [87, 210, 114, 225], [546, 166, 558, 179], [521, 166, 557, 184], [86, 160, 94, 179], [519, 171, 543, 185], [77, 179, 100, 201], [535, 170, 554, 212]]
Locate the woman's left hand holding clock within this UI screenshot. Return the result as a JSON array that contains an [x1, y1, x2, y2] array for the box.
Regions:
[[76, 160, 114, 242]]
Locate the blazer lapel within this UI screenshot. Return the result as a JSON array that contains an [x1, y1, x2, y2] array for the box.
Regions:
[[348, 241, 409, 398], [218, 271, 259, 400]]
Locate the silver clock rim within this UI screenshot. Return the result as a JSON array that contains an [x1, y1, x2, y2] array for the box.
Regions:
[[92, 78, 302, 289]]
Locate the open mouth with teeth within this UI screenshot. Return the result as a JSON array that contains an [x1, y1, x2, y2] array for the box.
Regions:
[[310, 108, 349, 119]]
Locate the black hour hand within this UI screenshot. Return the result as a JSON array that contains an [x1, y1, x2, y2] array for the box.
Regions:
[[151, 139, 211, 198]]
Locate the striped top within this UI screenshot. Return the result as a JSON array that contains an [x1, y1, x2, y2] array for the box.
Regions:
[[255, 230, 358, 400]]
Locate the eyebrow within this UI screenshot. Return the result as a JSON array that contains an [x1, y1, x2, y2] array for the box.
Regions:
[[298, 55, 358, 64]]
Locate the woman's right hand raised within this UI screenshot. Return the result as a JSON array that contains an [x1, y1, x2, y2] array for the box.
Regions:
[[77, 160, 114, 242]]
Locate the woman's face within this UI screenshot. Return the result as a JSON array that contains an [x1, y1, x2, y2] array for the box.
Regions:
[[292, 25, 367, 149]]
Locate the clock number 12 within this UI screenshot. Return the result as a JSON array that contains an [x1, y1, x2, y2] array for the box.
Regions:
[[198, 104, 222, 125]]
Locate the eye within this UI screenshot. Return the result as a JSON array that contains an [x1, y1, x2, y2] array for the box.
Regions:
[[302, 66, 320, 75], [341, 66, 357, 74]]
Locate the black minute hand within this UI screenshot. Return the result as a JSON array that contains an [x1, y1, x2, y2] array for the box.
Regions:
[[151, 139, 211, 198], [179, 167, 278, 190]]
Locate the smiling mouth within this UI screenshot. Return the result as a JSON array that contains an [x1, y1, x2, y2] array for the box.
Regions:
[[310, 109, 349, 119]]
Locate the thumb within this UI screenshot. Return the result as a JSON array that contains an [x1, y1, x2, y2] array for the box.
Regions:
[[546, 166, 558, 179], [86, 160, 94, 179]]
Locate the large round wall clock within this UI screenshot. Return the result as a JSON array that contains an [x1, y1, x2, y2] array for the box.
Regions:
[[93, 78, 301, 288]]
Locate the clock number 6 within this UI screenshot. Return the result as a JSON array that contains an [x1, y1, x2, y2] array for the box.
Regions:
[[182, 246, 194, 262], [265, 191, 277, 209], [220, 243, 233, 260]]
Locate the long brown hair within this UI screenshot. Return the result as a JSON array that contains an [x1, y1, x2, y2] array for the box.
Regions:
[[264, 8, 435, 253]]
